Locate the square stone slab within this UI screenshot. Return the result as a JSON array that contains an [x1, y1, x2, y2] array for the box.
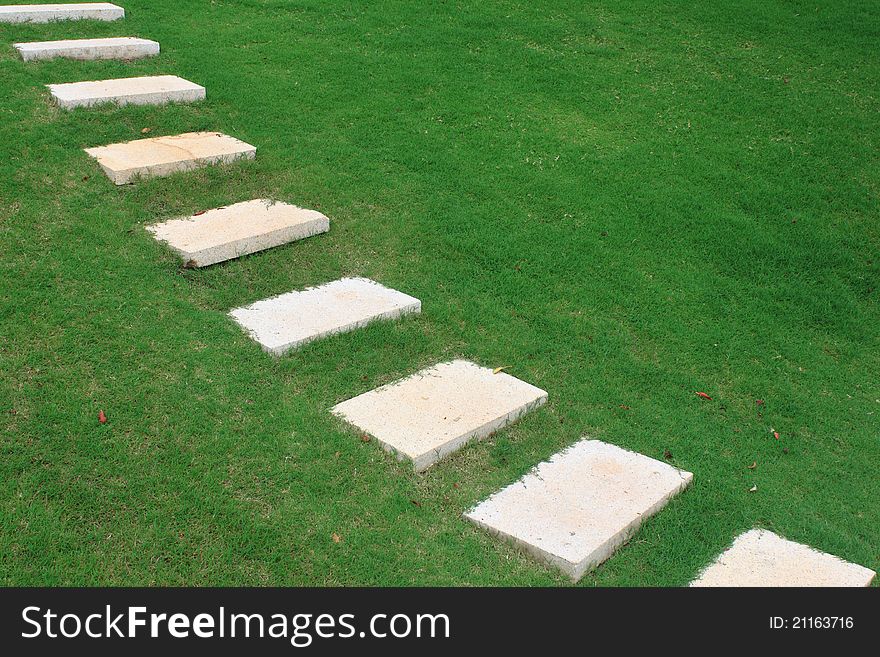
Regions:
[[0, 3, 124, 22], [465, 439, 693, 581], [48, 75, 204, 109], [230, 277, 421, 356], [15, 37, 159, 62], [690, 529, 876, 587], [332, 360, 548, 471], [84, 131, 256, 185], [147, 199, 330, 267]]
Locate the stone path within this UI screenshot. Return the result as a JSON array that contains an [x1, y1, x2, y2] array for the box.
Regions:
[[332, 360, 547, 472], [84, 131, 256, 185], [49, 75, 204, 109], [690, 529, 876, 587], [466, 440, 692, 581], [0, 3, 123, 23], [2, 1, 875, 588], [230, 278, 421, 356], [147, 199, 330, 268], [15, 37, 158, 61]]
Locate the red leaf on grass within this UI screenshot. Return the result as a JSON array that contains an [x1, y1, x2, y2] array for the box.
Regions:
[[695, 392, 712, 400], [98, 410, 107, 424], [773, 431, 780, 440]]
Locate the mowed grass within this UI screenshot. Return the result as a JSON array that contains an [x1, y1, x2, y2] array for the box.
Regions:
[[0, 0, 878, 586]]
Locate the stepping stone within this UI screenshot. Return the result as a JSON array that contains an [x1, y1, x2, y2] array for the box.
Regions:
[[332, 360, 548, 472], [48, 75, 205, 110], [465, 439, 693, 581], [690, 529, 876, 587], [147, 199, 330, 268], [0, 3, 124, 23], [84, 131, 256, 185], [230, 278, 421, 356], [15, 37, 159, 62]]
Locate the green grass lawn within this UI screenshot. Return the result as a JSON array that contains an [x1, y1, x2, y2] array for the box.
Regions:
[[1, 0, 877, 586]]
